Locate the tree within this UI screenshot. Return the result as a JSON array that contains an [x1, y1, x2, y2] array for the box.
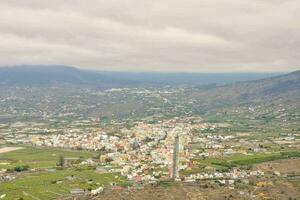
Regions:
[[14, 165, 29, 172], [57, 155, 65, 167]]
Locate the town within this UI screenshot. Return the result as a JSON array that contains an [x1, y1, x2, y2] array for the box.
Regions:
[[1, 113, 299, 199]]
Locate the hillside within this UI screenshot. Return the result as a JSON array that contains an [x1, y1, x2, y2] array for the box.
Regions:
[[0, 65, 133, 87], [225, 69, 300, 100], [189, 69, 300, 115], [0, 66, 298, 123], [0, 65, 283, 87]]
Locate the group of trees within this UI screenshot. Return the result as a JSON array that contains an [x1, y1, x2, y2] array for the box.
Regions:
[[7, 165, 30, 172]]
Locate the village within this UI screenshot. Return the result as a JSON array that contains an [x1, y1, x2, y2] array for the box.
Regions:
[[2, 116, 298, 186], [0, 113, 299, 200]]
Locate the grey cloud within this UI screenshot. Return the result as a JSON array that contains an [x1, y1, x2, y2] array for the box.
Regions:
[[0, 0, 299, 72]]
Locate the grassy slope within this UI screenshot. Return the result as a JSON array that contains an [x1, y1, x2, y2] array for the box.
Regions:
[[0, 169, 124, 200], [0, 146, 128, 199], [183, 151, 300, 175], [0, 145, 95, 169]]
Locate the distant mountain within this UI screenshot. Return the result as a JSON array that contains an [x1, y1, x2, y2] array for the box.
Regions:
[[0, 65, 298, 122], [218, 69, 300, 101], [0, 65, 132, 87], [0, 65, 284, 87], [96, 71, 285, 86], [190, 69, 300, 111]]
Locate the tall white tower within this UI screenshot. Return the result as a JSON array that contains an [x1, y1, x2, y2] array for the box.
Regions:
[[171, 133, 179, 180]]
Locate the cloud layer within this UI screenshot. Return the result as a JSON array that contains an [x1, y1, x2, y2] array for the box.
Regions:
[[0, 0, 299, 72]]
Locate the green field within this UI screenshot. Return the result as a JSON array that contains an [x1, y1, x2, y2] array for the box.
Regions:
[[0, 145, 96, 169], [182, 151, 300, 175], [228, 151, 300, 166], [0, 146, 128, 200], [0, 169, 126, 200]]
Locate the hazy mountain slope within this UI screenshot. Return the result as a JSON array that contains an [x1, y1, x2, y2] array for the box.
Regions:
[[96, 71, 283, 86], [0, 65, 283, 87], [0, 66, 298, 122], [0, 65, 135, 87], [190, 69, 300, 111], [220, 69, 299, 101]]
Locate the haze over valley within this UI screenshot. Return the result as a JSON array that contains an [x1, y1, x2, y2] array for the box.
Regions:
[[0, 0, 300, 199]]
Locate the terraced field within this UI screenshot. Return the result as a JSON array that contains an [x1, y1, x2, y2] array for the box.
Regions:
[[0, 145, 95, 169], [0, 146, 129, 200], [182, 151, 300, 175], [0, 169, 124, 199]]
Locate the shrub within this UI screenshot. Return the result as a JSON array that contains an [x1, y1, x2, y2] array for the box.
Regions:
[[14, 165, 30, 172]]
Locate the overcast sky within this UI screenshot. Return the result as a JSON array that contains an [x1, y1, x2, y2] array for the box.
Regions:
[[0, 0, 299, 72]]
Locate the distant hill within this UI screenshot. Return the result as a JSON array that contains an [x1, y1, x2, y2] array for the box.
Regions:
[[0, 65, 284, 87], [190, 69, 300, 111], [218, 69, 300, 101], [0, 65, 298, 122], [96, 71, 284, 86], [0, 65, 133, 87]]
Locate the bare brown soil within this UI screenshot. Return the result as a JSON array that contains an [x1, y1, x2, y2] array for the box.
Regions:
[[59, 159, 300, 200], [0, 147, 23, 154], [60, 184, 247, 200], [253, 158, 300, 174]]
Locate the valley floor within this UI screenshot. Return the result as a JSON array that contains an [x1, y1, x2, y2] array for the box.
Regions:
[[59, 158, 300, 200]]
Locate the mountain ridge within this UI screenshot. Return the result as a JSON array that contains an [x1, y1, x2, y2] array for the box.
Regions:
[[189, 68, 300, 112], [0, 65, 287, 87]]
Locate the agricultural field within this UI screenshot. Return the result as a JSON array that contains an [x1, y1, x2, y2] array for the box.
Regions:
[[0, 146, 128, 200], [0, 145, 96, 169], [0, 169, 126, 199], [183, 151, 300, 175]]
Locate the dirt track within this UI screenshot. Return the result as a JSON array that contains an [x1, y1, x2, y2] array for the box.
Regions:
[[60, 184, 242, 200], [0, 147, 23, 154]]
